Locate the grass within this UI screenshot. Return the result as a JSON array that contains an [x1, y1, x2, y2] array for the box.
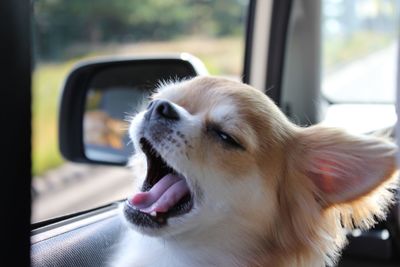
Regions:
[[113, 36, 245, 75], [32, 62, 74, 176]]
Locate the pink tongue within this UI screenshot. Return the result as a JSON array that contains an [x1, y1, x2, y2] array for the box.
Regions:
[[130, 173, 189, 214]]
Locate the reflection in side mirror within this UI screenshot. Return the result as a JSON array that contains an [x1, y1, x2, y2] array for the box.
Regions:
[[84, 88, 144, 163], [59, 54, 208, 165]]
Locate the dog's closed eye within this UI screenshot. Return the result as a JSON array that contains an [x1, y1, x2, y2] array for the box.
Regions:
[[207, 124, 244, 150]]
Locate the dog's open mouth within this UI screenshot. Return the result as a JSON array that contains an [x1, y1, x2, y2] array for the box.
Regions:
[[124, 138, 193, 228]]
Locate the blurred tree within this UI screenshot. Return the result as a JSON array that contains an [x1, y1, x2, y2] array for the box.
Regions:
[[33, 0, 247, 61]]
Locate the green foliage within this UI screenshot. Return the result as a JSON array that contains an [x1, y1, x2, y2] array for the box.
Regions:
[[32, 63, 73, 175], [33, 0, 247, 60]]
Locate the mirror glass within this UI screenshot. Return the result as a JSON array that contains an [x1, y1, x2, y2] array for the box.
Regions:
[[83, 61, 197, 163]]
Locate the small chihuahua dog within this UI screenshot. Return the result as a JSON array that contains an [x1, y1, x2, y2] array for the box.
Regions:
[[111, 76, 398, 267]]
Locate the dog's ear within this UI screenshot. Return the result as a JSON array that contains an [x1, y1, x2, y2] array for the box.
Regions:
[[297, 125, 398, 206]]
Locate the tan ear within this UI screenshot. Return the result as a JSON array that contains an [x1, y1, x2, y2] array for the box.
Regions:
[[297, 125, 398, 206]]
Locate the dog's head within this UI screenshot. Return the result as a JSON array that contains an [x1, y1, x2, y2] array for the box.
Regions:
[[124, 76, 397, 264]]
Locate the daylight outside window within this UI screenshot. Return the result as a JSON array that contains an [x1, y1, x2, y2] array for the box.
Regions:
[[319, 0, 399, 135], [31, 0, 249, 223], [321, 0, 399, 103]]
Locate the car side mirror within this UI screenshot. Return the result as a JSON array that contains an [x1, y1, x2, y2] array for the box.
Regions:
[[59, 53, 208, 165]]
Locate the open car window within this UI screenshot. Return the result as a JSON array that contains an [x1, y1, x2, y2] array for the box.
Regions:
[[32, 0, 250, 223], [281, 0, 399, 133], [29, 1, 400, 267]]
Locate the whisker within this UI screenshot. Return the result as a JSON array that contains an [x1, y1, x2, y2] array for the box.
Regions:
[[126, 139, 133, 146]]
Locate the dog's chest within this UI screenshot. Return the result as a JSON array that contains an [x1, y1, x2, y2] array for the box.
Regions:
[[111, 230, 245, 267]]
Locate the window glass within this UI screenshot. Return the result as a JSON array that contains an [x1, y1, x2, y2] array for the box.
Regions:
[[322, 0, 399, 103], [281, 0, 399, 134], [32, 0, 249, 222]]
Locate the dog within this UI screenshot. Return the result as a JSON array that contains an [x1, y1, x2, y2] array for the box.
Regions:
[[111, 76, 398, 267]]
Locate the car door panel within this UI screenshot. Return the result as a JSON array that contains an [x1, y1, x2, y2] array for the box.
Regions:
[[31, 205, 123, 267]]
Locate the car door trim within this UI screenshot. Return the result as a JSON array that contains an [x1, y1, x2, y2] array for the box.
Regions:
[[31, 203, 120, 243]]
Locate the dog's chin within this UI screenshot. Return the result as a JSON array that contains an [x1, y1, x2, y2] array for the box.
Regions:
[[123, 137, 195, 235]]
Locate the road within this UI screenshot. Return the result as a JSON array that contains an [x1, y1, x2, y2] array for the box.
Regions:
[[32, 164, 133, 222], [323, 43, 397, 103]]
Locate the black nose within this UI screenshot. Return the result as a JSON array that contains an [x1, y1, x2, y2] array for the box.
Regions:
[[147, 100, 180, 120]]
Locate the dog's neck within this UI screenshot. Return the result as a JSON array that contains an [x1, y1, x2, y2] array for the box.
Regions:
[[117, 222, 315, 267], [115, 223, 276, 267], [165, 213, 337, 267]]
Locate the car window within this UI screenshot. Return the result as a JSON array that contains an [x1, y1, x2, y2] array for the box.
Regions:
[[281, 0, 399, 133], [322, 0, 399, 103], [32, 0, 250, 223], [320, 0, 399, 134]]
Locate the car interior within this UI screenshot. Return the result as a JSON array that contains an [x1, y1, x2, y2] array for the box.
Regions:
[[1, 0, 400, 266]]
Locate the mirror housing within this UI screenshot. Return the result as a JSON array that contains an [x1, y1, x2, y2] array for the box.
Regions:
[[59, 53, 207, 165]]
